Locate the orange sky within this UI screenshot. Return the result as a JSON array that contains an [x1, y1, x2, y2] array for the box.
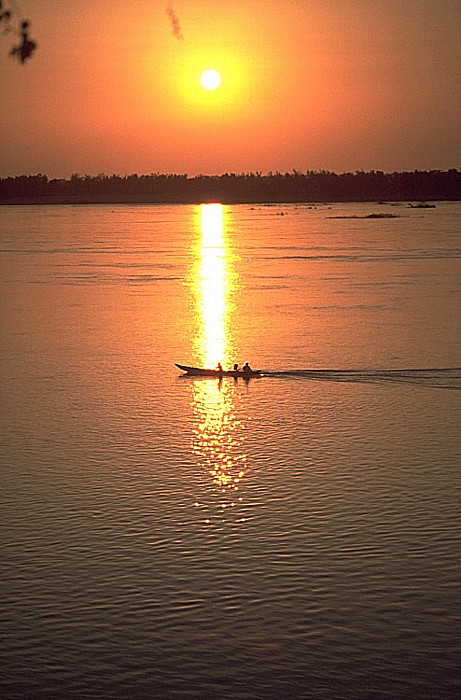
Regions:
[[1, 0, 460, 178]]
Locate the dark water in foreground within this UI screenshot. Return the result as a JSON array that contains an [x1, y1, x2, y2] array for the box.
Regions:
[[1, 202, 460, 698]]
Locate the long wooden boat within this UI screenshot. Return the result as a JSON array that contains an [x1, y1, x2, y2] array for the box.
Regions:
[[176, 363, 262, 378]]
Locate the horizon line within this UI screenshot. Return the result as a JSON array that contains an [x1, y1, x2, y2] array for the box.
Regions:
[[1, 167, 460, 181]]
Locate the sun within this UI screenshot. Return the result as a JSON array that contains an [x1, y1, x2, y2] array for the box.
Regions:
[[200, 69, 221, 91]]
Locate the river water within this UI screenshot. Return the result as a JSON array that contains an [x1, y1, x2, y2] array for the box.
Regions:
[[1, 202, 460, 699]]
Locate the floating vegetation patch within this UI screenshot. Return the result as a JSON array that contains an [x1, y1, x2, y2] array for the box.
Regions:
[[328, 213, 401, 219]]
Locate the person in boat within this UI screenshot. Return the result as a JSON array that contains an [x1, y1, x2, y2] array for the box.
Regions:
[[233, 363, 239, 371], [217, 362, 223, 373], [242, 362, 252, 375]]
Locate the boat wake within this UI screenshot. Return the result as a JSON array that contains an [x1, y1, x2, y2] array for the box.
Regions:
[[262, 367, 461, 390]]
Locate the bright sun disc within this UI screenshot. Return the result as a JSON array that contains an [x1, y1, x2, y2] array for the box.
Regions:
[[200, 69, 221, 90]]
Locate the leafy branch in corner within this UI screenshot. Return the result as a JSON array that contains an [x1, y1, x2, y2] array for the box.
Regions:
[[1, 0, 37, 63]]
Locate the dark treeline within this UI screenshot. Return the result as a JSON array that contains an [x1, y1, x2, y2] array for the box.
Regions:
[[0, 169, 460, 204]]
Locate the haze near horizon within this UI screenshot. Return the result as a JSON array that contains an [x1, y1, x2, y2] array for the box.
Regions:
[[1, 0, 460, 179]]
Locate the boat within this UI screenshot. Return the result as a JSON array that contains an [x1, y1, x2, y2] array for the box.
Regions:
[[175, 363, 262, 378]]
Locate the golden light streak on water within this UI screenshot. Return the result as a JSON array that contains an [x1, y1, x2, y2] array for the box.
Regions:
[[190, 204, 247, 522], [192, 203, 234, 368], [191, 379, 247, 521]]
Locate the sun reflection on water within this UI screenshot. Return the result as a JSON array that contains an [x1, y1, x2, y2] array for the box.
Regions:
[[189, 204, 248, 524], [191, 380, 247, 521], [192, 203, 235, 367]]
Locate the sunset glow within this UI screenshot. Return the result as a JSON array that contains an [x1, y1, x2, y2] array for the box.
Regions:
[[2, 1, 460, 696], [0, 1, 460, 177]]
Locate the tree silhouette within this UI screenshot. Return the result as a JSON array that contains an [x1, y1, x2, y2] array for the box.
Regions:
[[1, 170, 459, 204], [1, 1, 37, 63]]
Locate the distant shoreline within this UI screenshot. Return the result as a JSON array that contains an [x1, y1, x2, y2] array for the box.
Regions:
[[0, 195, 457, 206], [1, 170, 459, 205]]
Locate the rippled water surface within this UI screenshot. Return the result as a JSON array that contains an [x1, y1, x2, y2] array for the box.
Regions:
[[1, 202, 460, 698]]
